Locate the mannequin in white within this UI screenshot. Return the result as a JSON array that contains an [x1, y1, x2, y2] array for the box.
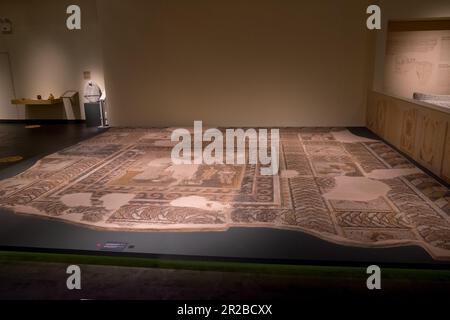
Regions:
[[83, 80, 108, 127], [83, 80, 102, 103]]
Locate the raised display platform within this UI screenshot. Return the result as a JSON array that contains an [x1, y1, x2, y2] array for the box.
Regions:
[[11, 98, 63, 105]]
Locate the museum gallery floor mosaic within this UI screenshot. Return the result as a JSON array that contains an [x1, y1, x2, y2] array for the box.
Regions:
[[0, 128, 449, 260]]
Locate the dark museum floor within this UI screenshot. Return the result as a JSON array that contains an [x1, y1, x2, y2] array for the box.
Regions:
[[0, 260, 449, 300], [0, 122, 105, 172]]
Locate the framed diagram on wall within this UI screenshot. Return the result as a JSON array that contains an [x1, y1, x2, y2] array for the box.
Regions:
[[383, 19, 450, 99]]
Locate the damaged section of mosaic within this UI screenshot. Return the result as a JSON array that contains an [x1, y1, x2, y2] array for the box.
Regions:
[[0, 127, 449, 260]]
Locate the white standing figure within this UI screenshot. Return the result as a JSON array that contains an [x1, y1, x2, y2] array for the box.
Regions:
[[83, 80, 102, 103]]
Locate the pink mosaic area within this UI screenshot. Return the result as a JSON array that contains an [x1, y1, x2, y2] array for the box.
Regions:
[[0, 127, 449, 260]]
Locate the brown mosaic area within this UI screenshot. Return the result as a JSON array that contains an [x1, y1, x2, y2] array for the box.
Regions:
[[403, 173, 450, 216], [0, 127, 449, 260], [364, 142, 415, 169]]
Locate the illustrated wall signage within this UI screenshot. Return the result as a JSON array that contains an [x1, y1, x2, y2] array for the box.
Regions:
[[384, 27, 450, 99]]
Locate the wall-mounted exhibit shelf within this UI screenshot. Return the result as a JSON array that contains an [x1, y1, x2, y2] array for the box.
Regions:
[[11, 98, 63, 106]]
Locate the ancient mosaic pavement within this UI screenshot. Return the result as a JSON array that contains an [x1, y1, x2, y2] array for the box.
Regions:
[[0, 128, 449, 260]]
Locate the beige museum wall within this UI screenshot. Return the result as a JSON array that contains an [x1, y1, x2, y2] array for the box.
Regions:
[[0, 0, 105, 120], [97, 0, 374, 127], [372, 0, 450, 93]]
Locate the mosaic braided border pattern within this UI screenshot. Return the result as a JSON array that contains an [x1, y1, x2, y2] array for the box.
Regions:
[[0, 127, 449, 260]]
